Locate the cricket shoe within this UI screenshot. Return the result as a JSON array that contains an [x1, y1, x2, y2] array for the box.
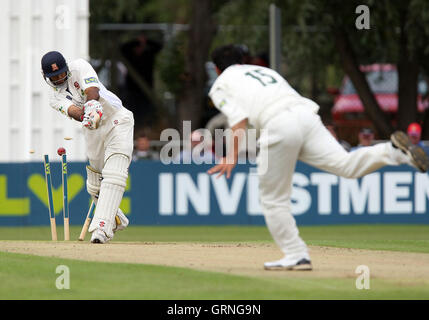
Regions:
[[113, 209, 129, 233], [391, 131, 429, 172], [264, 253, 312, 271], [90, 229, 111, 244]]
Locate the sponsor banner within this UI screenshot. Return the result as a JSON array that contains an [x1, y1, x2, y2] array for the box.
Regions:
[[0, 161, 428, 226]]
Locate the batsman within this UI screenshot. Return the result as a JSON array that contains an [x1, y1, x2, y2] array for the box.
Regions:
[[41, 51, 134, 244]]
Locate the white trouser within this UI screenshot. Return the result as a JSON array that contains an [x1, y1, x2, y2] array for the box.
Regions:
[[84, 108, 134, 172], [257, 104, 401, 256], [88, 153, 129, 237], [84, 107, 134, 237]]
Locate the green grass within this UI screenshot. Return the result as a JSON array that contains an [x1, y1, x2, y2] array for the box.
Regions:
[[301, 224, 429, 253], [1, 225, 429, 299], [1, 251, 428, 300], [1, 224, 429, 253]]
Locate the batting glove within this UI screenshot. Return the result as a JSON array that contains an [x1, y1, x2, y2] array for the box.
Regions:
[[82, 100, 103, 129]]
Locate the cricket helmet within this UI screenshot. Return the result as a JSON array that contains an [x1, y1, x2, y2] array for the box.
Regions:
[[41, 51, 70, 86]]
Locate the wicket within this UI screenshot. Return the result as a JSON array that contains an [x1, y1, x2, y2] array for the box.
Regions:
[[61, 154, 70, 241], [43, 154, 70, 241], [43, 155, 57, 241]]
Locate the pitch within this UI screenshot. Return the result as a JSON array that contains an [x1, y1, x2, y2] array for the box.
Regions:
[[0, 225, 428, 299]]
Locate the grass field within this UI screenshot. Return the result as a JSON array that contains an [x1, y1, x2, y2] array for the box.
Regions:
[[1, 224, 429, 299]]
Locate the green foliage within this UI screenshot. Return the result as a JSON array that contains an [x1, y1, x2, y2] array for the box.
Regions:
[[90, 0, 148, 24], [88, 0, 429, 127], [213, 0, 344, 98], [140, 0, 190, 23], [156, 35, 186, 95], [89, 0, 190, 59], [213, 0, 271, 53], [279, 0, 429, 70], [278, 1, 341, 93]]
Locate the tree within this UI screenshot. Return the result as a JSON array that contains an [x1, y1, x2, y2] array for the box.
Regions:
[[90, 0, 429, 139], [275, 0, 429, 138], [90, 0, 189, 130], [218, 0, 429, 138], [176, 0, 217, 131]]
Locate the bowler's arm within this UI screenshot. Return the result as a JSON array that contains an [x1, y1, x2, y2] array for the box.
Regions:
[[207, 118, 248, 179], [227, 119, 248, 164]]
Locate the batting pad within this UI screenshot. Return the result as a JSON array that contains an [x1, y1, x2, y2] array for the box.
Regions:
[[86, 165, 102, 199], [88, 154, 129, 238], [113, 208, 129, 232]]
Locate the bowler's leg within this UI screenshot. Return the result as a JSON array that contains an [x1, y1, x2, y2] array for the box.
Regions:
[[257, 112, 311, 270], [298, 110, 412, 178]]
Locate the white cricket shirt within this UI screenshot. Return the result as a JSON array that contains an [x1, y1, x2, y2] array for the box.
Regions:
[[208, 64, 319, 131], [49, 59, 124, 120]]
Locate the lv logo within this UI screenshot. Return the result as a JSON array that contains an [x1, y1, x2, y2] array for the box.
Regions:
[[28, 174, 84, 214]]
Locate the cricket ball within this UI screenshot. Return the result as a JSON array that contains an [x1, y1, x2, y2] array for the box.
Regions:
[[57, 147, 66, 156]]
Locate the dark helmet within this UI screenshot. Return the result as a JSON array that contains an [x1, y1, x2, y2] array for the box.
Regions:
[[236, 44, 250, 56], [41, 51, 69, 86]]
